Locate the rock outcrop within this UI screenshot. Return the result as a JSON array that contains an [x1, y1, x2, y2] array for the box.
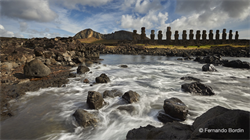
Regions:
[[87, 91, 104, 109], [163, 98, 188, 120], [23, 58, 51, 78], [77, 66, 90, 74], [181, 82, 215, 95], [202, 64, 218, 71], [95, 73, 110, 83], [73, 108, 97, 127], [122, 90, 140, 103]]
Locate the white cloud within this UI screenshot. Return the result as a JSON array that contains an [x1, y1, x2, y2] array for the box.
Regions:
[[51, 0, 113, 10], [1, 0, 58, 22], [175, 0, 250, 21], [135, 0, 163, 14], [121, 11, 168, 31], [0, 24, 24, 38]]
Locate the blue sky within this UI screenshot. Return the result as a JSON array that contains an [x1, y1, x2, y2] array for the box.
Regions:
[[0, 0, 249, 39]]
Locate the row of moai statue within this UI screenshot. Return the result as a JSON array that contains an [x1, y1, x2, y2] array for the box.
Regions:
[[133, 27, 239, 42]]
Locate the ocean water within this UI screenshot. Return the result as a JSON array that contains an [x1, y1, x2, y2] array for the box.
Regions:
[[1, 54, 250, 140]]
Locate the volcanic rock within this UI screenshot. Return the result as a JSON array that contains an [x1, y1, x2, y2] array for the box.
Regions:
[[23, 58, 51, 78], [126, 125, 155, 139], [163, 97, 188, 120], [95, 73, 110, 83], [87, 91, 104, 109], [181, 82, 215, 95], [73, 108, 97, 127], [202, 64, 218, 71], [191, 106, 250, 139], [122, 90, 140, 103], [77, 66, 90, 74]]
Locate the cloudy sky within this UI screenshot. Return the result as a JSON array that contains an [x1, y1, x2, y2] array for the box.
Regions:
[[0, 0, 250, 39]]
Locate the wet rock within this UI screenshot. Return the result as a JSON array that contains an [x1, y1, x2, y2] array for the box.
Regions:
[[126, 125, 155, 139], [163, 97, 188, 120], [23, 58, 51, 78], [77, 66, 90, 74], [73, 108, 97, 128], [192, 106, 229, 129], [87, 91, 104, 109], [120, 65, 128, 68], [202, 64, 218, 72], [95, 73, 110, 83], [103, 89, 123, 98], [157, 111, 179, 123], [181, 82, 215, 95], [148, 122, 192, 139], [83, 78, 89, 83], [191, 106, 250, 139], [223, 60, 250, 69], [122, 90, 140, 103], [180, 76, 203, 82]]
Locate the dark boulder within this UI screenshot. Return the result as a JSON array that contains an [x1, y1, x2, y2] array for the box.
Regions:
[[103, 89, 123, 98], [223, 60, 250, 69], [77, 66, 90, 74], [23, 58, 51, 78], [147, 122, 192, 139], [87, 91, 104, 109], [95, 73, 110, 83], [126, 125, 155, 140], [181, 82, 215, 95], [191, 106, 250, 139], [73, 108, 97, 128], [180, 76, 203, 82], [157, 111, 179, 123], [192, 106, 229, 129], [163, 98, 188, 120], [120, 65, 128, 68], [122, 90, 140, 103], [202, 64, 218, 72]]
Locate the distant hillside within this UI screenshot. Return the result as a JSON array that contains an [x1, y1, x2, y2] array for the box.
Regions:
[[74, 29, 147, 41], [74, 28, 104, 39]]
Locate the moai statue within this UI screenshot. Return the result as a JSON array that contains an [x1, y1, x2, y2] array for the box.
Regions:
[[229, 30, 233, 41], [182, 30, 187, 41], [196, 30, 201, 41], [216, 30, 220, 41], [141, 27, 146, 40], [166, 27, 171, 41], [209, 30, 213, 41], [235, 31, 239, 41], [174, 31, 179, 42], [158, 30, 163, 41], [189, 30, 194, 41], [150, 30, 155, 40], [133, 30, 137, 41], [202, 30, 207, 41], [222, 29, 227, 41]]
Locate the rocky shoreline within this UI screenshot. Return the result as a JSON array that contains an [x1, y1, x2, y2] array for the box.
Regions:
[[0, 37, 249, 139]]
